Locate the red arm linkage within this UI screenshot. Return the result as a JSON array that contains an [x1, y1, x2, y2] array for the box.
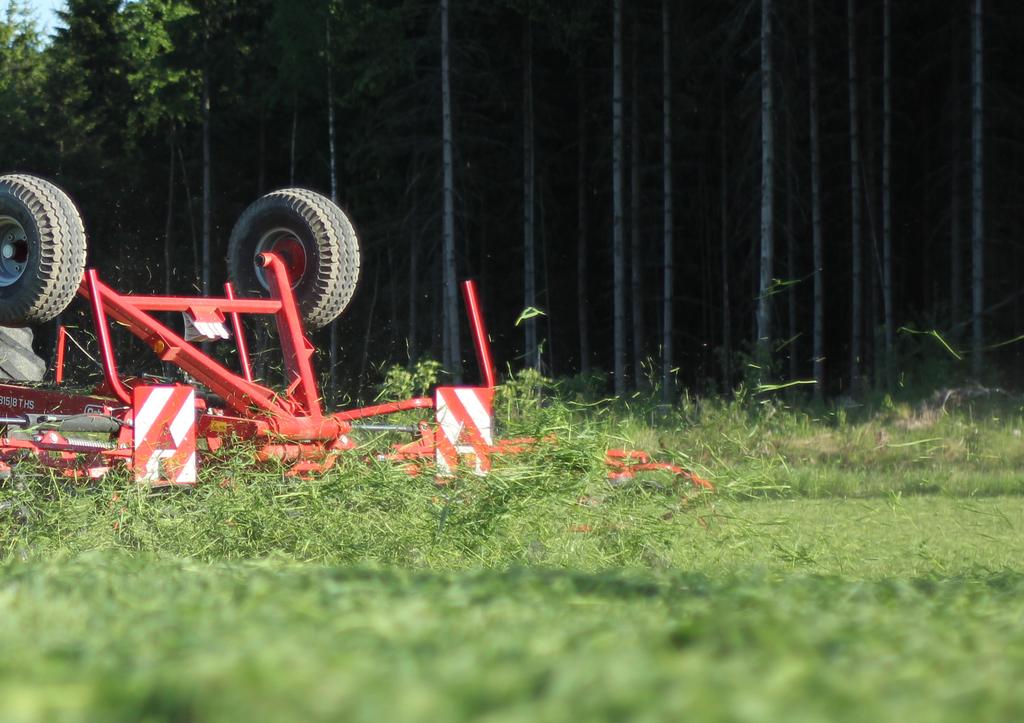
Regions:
[[78, 253, 346, 440]]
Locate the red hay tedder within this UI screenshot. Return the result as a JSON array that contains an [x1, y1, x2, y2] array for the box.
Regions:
[[0, 173, 711, 490]]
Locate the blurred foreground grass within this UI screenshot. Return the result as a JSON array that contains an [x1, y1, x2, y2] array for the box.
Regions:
[[3, 550, 1024, 722], [3, 383, 1024, 721]]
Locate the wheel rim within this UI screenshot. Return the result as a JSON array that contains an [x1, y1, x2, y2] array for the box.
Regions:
[[254, 229, 307, 290], [0, 216, 29, 288]]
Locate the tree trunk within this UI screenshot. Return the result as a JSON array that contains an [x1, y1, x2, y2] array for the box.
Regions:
[[408, 167, 420, 361], [523, 19, 538, 370], [257, 105, 266, 194], [971, 0, 984, 377], [177, 146, 199, 278], [786, 123, 797, 382], [201, 44, 211, 297], [164, 131, 175, 296], [719, 71, 732, 387], [611, 0, 626, 395], [847, 0, 863, 394], [756, 0, 774, 365], [539, 193, 554, 371], [808, 0, 825, 398], [290, 91, 298, 185], [327, 26, 338, 203], [949, 18, 963, 342], [630, 19, 644, 388], [358, 262, 381, 389], [440, 0, 460, 377], [951, 52, 962, 341], [661, 0, 673, 401], [881, 0, 894, 388], [577, 63, 591, 374], [327, 20, 340, 402]]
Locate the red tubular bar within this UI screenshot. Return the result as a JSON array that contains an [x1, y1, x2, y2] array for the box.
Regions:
[[461, 279, 496, 388], [223, 282, 254, 383], [260, 253, 322, 418], [335, 397, 434, 421], [77, 260, 347, 440], [81, 273, 282, 414], [105, 296, 282, 314], [85, 269, 132, 406], [55, 325, 67, 385]]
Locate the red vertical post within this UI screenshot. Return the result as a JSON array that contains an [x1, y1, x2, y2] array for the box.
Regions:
[[85, 270, 132, 406], [461, 279, 496, 388], [260, 253, 323, 417], [55, 325, 67, 385], [223, 282, 254, 382]]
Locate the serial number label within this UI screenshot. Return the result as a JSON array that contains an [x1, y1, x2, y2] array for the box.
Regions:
[[0, 395, 35, 411]]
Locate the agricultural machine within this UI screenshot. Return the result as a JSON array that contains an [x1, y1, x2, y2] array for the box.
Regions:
[[0, 173, 710, 489]]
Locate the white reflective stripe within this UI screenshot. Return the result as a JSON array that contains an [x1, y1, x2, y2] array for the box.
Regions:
[[436, 394, 463, 444], [175, 452, 197, 483], [200, 321, 229, 339], [142, 450, 197, 483], [168, 390, 195, 446], [134, 387, 174, 445], [183, 314, 230, 341], [455, 447, 485, 475], [143, 449, 174, 481], [454, 388, 492, 444]]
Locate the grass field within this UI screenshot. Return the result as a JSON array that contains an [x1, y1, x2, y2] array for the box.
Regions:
[[3, 386, 1024, 721]]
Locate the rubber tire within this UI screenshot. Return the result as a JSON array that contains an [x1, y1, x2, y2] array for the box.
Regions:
[[227, 188, 360, 329], [0, 326, 45, 381], [0, 174, 87, 326]]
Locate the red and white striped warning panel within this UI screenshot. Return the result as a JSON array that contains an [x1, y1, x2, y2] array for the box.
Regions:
[[435, 386, 494, 475], [132, 385, 197, 484]]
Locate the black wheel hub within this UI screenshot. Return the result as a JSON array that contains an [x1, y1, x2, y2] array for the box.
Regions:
[[0, 216, 29, 287]]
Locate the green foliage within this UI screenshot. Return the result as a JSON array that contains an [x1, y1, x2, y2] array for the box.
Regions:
[[4, 392, 1024, 719], [2, 0, 1022, 710], [2, 497, 1024, 721], [1, 551, 1023, 722], [47, 0, 134, 163], [376, 358, 443, 401], [121, 0, 199, 135], [494, 367, 550, 420], [0, 1, 48, 167], [554, 368, 610, 402]]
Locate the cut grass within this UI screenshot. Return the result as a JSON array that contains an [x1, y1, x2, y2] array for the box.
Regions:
[[4, 389, 1024, 720], [2, 552, 1024, 722]]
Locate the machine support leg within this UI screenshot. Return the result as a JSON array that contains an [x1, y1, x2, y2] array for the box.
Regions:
[[55, 325, 67, 385], [224, 282, 254, 383], [461, 279, 496, 388], [85, 270, 132, 406]]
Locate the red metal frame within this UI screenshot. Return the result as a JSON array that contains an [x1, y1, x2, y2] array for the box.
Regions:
[[223, 281, 254, 383], [1, 252, 356, 478], [336, 397, 434, 421], [55, 325, 68, 384], [0, 382, 119, 418], [0, 257, 711, 490], [604, 449, 713, 490], [461, 279, 495, 388], [78, 254, 340, 439]]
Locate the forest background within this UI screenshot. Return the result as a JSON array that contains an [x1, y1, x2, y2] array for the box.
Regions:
[[0, 0, 1017, 403]]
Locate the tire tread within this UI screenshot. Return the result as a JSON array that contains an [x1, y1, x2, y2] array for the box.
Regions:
[[227, 188, 360, 329], [0, 174, 87, 326]]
